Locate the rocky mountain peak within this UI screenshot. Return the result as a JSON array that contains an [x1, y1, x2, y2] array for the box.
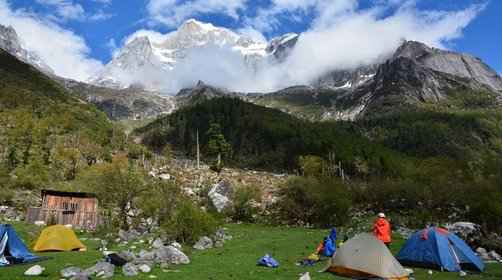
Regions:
[[0, 24, 53, 75], [391, 40, 502, 91]]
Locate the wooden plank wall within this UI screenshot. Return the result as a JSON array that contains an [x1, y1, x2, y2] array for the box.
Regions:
[[27, 194, 100, 230]]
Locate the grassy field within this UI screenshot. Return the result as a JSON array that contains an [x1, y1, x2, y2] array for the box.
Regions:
[[1, 222, 501, 279]]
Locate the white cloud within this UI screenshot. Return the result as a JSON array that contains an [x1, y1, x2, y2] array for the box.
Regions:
[[88, 10, 114, 21], [35, 0, 85, 21], [0, 0, 103, 81], [146, 0, 247, 27], [35, 0, 113, 22], [92, 0, 112, 4], [117, 0, 484, 93]]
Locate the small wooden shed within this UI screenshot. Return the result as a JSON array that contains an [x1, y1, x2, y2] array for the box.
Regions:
[[27, 190, 99, 230]]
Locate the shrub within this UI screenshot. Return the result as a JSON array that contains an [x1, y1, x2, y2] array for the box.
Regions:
[[276, 176, 352, 228], [0, 188, 14, 205], [230, 186, 262, 223], [162, 198, 221, 244]]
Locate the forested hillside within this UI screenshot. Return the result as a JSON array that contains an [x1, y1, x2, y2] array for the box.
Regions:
[[136, 97, 502, 230], [0, 49, 118, 188], [137, 97, 408, 176]]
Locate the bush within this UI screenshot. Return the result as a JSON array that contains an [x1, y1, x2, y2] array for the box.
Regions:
[[0, 188, 14, 205], [276, 176, 352, 228], [230, 186, 262, 223], [162, 198, 221, 244]]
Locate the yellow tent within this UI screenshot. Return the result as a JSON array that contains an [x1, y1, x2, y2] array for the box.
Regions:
[[33, 225, 86, 252]]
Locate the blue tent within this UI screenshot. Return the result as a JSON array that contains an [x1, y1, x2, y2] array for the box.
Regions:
[[397, 227, 484, 272], [0, 224, 40, 266]]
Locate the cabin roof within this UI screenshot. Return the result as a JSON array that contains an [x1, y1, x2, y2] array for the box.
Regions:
[[41, 189, 97, 199]]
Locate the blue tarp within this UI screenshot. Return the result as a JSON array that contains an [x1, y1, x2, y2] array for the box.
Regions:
[[396, 227, 484, 272], [257, 254, 279, 268], [0, 224, 40, 266]]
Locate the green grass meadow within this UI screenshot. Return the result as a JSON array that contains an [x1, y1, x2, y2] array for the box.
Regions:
[[1, 223, 501, 279]]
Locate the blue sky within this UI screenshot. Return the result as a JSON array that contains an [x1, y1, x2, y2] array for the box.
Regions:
[[0, 0, 500, 81]]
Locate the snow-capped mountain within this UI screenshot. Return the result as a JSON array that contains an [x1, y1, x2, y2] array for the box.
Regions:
[[90, 19, 298, 92], [0, 24, 53, 75]]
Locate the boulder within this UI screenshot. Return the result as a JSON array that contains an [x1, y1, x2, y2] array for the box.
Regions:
[[214, 228, 232, 241], [476, 247, 487, 255], [84, 261, 115, 278], [61, 266, 83, 278], [122, 263, 139, 277], [152, 238, 165, 249], [118, 250, 136, 262], [138, 249, 156, 262], [139, 264, 152, 273], [70, 274, 90, 280], [170, 242, 182, 250], [208, 180, 233, 212], [24, 265, 44, 276], [154, 246, 190, 265], [488, 250, 501, 261], [118, 229, 141, 242], [193, 236, 213, 250]]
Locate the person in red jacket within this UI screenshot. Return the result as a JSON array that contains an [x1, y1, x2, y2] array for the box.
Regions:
[[373, 212, 392, 247]]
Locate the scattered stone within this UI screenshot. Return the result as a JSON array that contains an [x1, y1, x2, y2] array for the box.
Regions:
[[476, 247, 487, 255], [155, 246, 190, 265], [214, 228, 232, 241], [70, 273, 90, 280], [299, 272, 311, 280], [170, 242, 182, 250], [138, 250, 156, 261], [34, 220, 46, 227], [118, 229, 141, 242], [488, 250, 501, 261], [152, 238, 165, 249], [214, 240, 224, 248], [122, 263, 139, 277], [24, 265, 44, 276], [61, 266, 82, 278], [84, 261, 115, 278], [208, 180, 233, 213], [193, 236, 213, 250], [139, 264, 151, 273], [118, 250, 136, 262]]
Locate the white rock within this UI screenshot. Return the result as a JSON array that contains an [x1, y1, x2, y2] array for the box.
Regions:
[[24, 265, 44, 276], [170, 242, 182, 250], [299, 272, 311, 280], [139, 264, 151, 273]]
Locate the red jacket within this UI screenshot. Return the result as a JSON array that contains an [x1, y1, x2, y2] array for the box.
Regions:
[[373, 218, 391, 243]]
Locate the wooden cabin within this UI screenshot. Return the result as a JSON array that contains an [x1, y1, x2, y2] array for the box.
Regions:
[[26, 190, 99, 230]]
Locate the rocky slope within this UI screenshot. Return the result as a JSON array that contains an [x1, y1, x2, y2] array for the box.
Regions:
[[250, 41, 502, 120], [0, 24, 53, 75], [58, 78, 176, 120]]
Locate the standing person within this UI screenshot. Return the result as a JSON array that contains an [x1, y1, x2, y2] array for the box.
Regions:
[[373, 213, 391, 247]]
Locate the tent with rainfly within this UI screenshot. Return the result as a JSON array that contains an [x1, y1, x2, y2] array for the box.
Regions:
[[396, 227, 484, 272], [33, 225, 86, 252], [327, 233, 410, 280], [0, 224, 40, 266]]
